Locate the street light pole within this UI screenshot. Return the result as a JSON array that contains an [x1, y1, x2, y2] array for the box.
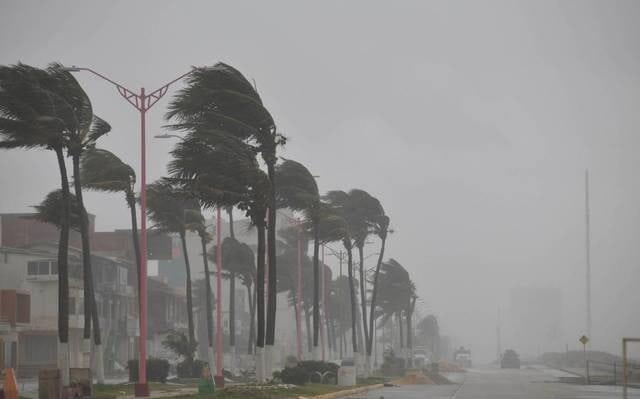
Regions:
[[66, 66, 194, 397]]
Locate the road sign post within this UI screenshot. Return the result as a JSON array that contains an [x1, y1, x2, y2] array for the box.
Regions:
[[579, 335, 589, 384]]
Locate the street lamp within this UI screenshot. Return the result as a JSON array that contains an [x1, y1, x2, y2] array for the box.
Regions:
[[66, 65, 195, 397]]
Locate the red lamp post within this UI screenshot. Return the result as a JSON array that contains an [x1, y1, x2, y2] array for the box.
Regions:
[[65, 66, 194, 397]]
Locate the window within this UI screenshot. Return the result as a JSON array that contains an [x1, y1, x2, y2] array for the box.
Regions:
[[38, 262, 49, 275], [16, 294, 30, 323], [21, 335, 57, 363], [27, 262, 38, 275], [27, 260, 56, 276]]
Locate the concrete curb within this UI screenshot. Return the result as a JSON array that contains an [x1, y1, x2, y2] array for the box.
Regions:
[[307, 384, 384, 399]]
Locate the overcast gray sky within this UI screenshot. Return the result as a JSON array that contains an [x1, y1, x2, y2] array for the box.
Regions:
[[1, 0, 639, 361]]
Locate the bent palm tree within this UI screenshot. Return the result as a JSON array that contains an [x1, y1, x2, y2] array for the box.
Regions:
[[275, 159, 324, 358], [146, 179, 201, 353], [166, 63, 283, 378], [0, 63, 91, 384], [167, 126, 270, 380], [80, 148, 141, 307]]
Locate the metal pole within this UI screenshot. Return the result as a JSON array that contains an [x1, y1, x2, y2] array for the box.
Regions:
[[215, 208, 223, 377], [585, 170, 592, 339], [137, 90, 148, 395]]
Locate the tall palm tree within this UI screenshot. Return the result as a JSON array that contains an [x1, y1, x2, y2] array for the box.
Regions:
[[343, 189, 385, 372], [365, 207, 389, 361], [375, 258, 416, 366], [324, 191, 360, 364], [167, 126, 270, 380], [80, 148, 140, 307], [275, 159, 324, 358], [146, 179, 201, 352], [0, 63, 93, 385], [211, 231, 254, 373], [166, 63, 283, 377]]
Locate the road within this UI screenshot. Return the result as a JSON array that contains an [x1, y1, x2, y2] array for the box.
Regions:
[[366, 366, 640, 399]]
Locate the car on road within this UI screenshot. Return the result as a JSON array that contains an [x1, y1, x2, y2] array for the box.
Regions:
[[500, 349, 521, 369]]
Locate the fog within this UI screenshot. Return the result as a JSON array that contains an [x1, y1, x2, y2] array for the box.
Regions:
[[2, 0, 640, 363]]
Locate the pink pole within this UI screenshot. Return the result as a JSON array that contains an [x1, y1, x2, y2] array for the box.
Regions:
[[138, 88, 148, 393], [215, 208, 223, 376], [296, 230, 303, 360]]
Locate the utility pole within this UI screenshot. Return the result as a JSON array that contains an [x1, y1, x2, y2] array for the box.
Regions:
[[496, 307, 502, 364], [585, 170, 592, 339]]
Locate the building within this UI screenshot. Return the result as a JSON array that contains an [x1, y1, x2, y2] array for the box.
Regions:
[[0, 213, 184, 376]]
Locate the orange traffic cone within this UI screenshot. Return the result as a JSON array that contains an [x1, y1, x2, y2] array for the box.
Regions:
[[3, 368, 19, 399]]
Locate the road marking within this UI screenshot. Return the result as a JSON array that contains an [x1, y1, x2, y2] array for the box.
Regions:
[[450, 376, 466, 399]]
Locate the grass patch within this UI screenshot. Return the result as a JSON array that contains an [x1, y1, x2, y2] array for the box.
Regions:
[[93, 381, 197, 399], [93, 381, 380, 399]]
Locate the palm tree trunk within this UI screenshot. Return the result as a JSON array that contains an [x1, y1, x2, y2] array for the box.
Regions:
[[72, 155, 92, 358], [199, 232, 214, 381], [265, 162, 277, 377], [229, 271, 236, 371], [345, 243, 358, 358], [312, 227, 320, 359], [54, 147, 70, 386], [304, 305, 312, 354], [357, 245, 369, 371], [246, 282, 255, 355], [227, 208, 237, 372], [367, 236, 386, 356], [127, 192, 142, 312], [255, 221, 266, 381], [72, 154, 104, 382], [398, 312, 404, 350], [180, 231, 196, 350], [406, 297, 416, 368]]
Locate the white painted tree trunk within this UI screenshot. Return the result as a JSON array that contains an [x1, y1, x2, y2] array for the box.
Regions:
[[207, 346, 216, 384], [58, 342, 70, 386], [353, 351, 361, 376], [264, 345, 274, 381], [255, 346, 265, 383], [95, 344, 105, 384], [229, 345, 237, 376], [363, 353, 371, 377], [82, 338, 91, 368]]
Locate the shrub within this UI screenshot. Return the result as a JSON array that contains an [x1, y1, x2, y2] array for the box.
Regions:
[[280, 365, 309, 385], [128, 358, 170, 383], [176, 358, 207, 378], [380, 348, 405, 377], [280, 361, 339, 385]]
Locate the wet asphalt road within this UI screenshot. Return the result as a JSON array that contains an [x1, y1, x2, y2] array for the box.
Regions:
[[365, 366, 640, 399]]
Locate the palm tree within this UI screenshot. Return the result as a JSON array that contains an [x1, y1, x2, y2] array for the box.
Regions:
[[166, 63, 283, 377], [275, 159, 324, 358], [375, 258, 416, 366], [167, 126, 270, 380], [80, 147, 141, 306], [366, 207, 389, 362], [324, 191, 360, 364], [146, 179, 201, 352], [0, 63, 91, 385], [211, 230, 255, 373], [343, 189, 385, 372]]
